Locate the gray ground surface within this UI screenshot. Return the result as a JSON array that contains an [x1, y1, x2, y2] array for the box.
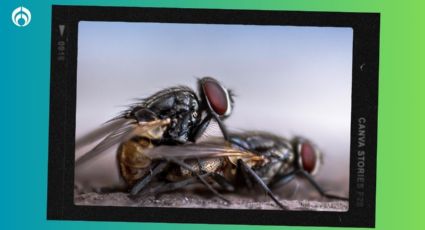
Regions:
[[74, 191, 348, 211]]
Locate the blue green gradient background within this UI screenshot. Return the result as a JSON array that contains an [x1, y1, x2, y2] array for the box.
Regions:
[[1, 0, 423, 229]]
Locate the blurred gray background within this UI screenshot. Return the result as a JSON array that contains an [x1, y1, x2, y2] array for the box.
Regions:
[[75, 22, 352, 197]]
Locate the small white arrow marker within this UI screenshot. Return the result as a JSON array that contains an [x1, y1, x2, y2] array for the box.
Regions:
[[59, 25, 65, 36]]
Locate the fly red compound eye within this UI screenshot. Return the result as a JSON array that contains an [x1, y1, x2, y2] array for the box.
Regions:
[[300, 142, 316, 173], [201, 78, 232, 116], [297, 141, 320, 175]]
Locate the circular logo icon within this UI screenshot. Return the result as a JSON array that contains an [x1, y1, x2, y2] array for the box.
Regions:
[[12, 6, 31, 27]]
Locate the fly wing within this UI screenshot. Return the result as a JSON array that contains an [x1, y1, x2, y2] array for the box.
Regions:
[[195, 119, 225, 143], [144, 140, 257, 160], [75, 119, 138, 167], [75, 118, 171, 167], [75, 118, 129, 151]]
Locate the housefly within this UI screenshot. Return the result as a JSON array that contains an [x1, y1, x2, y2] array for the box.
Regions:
[[227, 132, 348, 201], [75, 76, 235, 167], [127, 131, 347, 210]]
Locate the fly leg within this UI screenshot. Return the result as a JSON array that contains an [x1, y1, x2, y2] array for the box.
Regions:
[[130, 161, 169, 196], [143, 173, 212, 195], [212, 114, 229, 141], [209, 173, 235, 192], [297, 170, 348, 200], [238, 159, 288, 210], [191, 115, 211, 141], [237, 159, 254, 190], [167, 157, 231, 204], [144, 172, 234, 196], [267, 169, 302, 199], [268, 169, 298, 189], [191, 113, 230, 141]]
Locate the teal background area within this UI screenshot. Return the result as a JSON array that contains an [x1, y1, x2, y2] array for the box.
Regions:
[[1, 0, 424, 229]]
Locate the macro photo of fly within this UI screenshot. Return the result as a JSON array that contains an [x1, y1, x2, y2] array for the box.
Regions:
[[75, 76, 348, 210]]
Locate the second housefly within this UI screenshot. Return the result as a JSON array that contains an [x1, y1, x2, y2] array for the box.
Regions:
[[128, 131, 347, 210]]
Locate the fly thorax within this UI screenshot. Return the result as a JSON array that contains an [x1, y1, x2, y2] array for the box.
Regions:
[[161, 92, 200, 143]]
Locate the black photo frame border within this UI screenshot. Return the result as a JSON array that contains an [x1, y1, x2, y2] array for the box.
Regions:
[[47, 5, 379, 227]]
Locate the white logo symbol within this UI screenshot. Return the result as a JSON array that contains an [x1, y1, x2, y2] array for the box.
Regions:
[[12, 6, 31, 27]]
